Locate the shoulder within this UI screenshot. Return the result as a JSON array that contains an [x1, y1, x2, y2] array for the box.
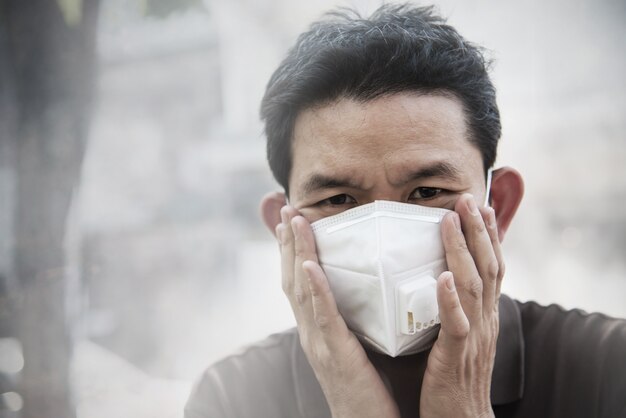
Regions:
[[516, 299, 626, 349], [514, 300, 626, 417], [185, 328, 302, 418], [516, 300, 626, 376]]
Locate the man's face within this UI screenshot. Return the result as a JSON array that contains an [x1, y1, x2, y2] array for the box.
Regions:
[[288, 92, 488, 223]]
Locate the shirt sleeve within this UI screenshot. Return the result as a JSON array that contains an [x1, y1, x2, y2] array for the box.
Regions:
[[183, 330, 303, 418], [184, 367, 231, 418], [597, 313, 626, 418]]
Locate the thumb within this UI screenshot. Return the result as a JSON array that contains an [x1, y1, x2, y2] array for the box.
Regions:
[[435, 271, 470, 355]]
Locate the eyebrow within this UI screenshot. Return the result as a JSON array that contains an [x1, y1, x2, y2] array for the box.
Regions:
[[300, 161, 462, 196], [301, 174, 361, 196], [398, 161, 462, 185]]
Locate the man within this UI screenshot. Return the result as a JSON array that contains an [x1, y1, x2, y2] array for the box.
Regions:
[[186, 4, 626, 418]]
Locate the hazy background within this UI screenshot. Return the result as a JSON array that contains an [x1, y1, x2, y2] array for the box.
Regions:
[[0, 0, 624, 417]]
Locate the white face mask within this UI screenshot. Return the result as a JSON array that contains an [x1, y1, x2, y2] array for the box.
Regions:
[[311, 201, 450, 357], [308, 170, 492, 356]]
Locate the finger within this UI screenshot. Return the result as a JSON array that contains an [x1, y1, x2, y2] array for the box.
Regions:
[[291, 215, 318, 310], [434, 271, 469, 356], [455, 194, 499, 314], [278, 205, 300, 306], [303, 260, 352, 347], [479, 206, 505, 311], [441, 211, 482, 321]]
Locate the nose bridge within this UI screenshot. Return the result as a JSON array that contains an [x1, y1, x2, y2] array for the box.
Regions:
[[371, 191, 398, 203], [367, 178, 402, 203], [366, 154, 403, 203]]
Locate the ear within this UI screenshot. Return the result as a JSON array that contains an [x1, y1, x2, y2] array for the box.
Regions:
[[489, 167, 524, 242], [260, 191, 287, 237]]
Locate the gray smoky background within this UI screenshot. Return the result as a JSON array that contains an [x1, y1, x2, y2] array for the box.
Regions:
[[0, 0, 624, 417]]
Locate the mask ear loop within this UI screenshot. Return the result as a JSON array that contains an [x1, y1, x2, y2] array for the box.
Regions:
[[484, 168, 493, 207]]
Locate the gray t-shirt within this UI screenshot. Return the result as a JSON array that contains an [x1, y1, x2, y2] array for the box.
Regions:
[[185, 295, 626, 418]]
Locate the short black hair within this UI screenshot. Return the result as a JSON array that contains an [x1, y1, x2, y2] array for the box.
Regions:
[[260, 3, 500, 195]]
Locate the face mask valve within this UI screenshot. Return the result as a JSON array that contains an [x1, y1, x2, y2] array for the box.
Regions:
[[397, 275, 439, 335]]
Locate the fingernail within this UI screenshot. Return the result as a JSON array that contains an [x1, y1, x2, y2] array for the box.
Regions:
[[446, 274, 455, 291], [280, 206, 287, 223], [466, 195, 479, 216]]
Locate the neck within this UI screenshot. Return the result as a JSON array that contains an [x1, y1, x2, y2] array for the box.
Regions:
[[365, 347, 431, 417]]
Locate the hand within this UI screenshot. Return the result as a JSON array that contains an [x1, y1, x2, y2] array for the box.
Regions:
[[276, 205, 400, 418], [420, 194, 503, 418]]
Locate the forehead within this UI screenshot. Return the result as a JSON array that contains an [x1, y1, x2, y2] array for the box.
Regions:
[[289, 93, 483, 197]]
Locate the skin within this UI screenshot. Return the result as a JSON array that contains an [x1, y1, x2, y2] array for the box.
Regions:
[[261, 92, 524, 418]]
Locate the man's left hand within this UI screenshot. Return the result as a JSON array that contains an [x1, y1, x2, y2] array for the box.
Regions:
[[420, 193, 503, 418]]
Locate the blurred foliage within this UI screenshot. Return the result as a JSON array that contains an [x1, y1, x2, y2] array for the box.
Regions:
[[142, 0, 205, 18], [56, 0, 83, 26]]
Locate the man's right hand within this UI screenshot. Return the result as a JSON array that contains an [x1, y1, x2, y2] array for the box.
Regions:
[[275, 205, 400, 418]]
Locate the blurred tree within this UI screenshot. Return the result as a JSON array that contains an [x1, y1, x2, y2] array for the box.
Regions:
[[0, 0, 99, 417], [0, 0, 211, 416]]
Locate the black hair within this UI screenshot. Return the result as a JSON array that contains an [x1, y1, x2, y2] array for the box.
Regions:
[[260, 3, 500, 195]]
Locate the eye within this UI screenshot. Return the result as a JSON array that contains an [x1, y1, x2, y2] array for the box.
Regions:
[[319, 194, 357, 206], [409, 187, 443, 200]]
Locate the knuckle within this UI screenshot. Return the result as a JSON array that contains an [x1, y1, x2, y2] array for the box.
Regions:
[[457, 323, 470, 339], [472, 220, 486, 235], [280, 228, 292, 245], [281, 235, 291, 246], [448, 317, 470, 339], [465, 279, 483, 300], [309, 282, 320, 297], [455, 238, 469, 253], [294, 246, 307, 259], [444, 296, 459, 312], [309, 279, 325, 298], [444, 291, 462, 311], [294, 287, 307, 305], [497, 261, 506, 281], [440, 298, 470, 339], [486, 259, 499, 280], [314, 313, 333, 330]]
